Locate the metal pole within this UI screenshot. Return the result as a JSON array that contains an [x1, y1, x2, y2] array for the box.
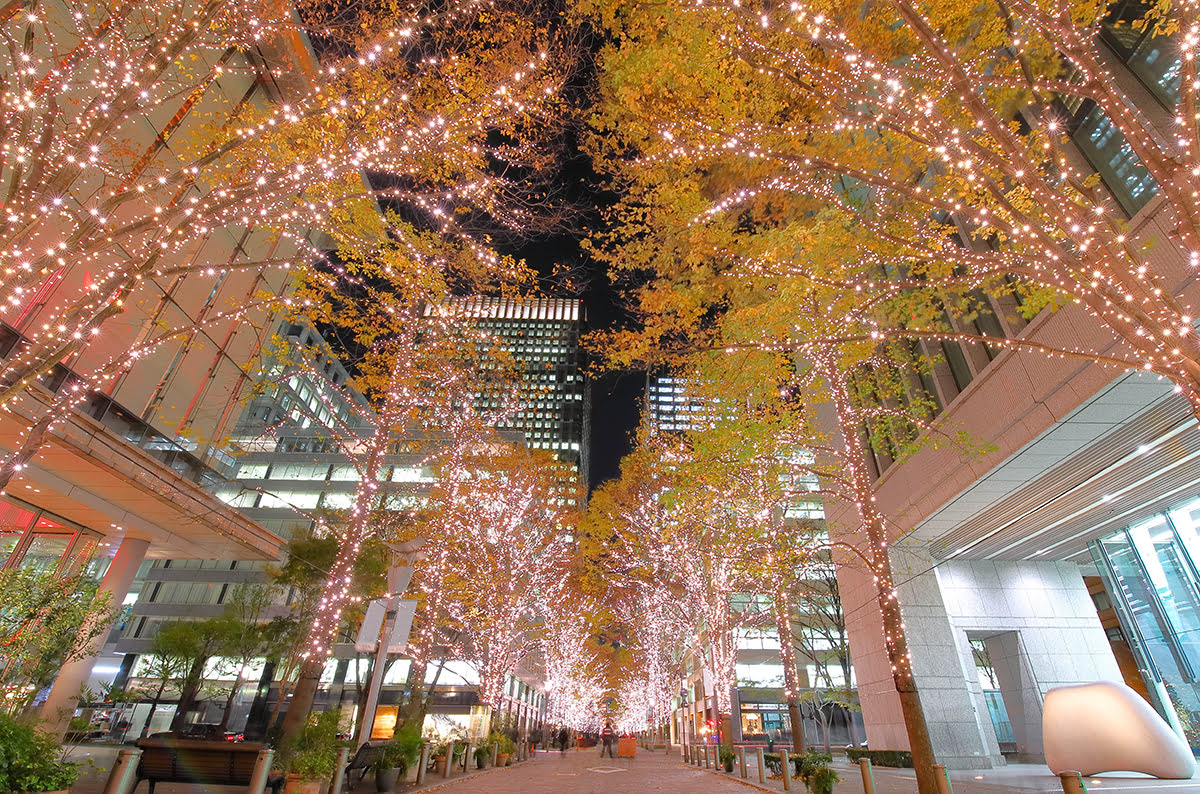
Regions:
[[101, 748, 141, 794], [738, 746, 747, 778], [933, 763, 954, 794], [704, 744, 711, 768], [492, 740, 499, 767], [416, 743, 430, 784], [859, 758, 876, 794], [444, 741, 455, 779], [330, 747, 348, 794], [682, 743, 689, 763], [756, 747, 766, 784], [781, 749, 792, 791], [465, 742, 474, 774], [1059, 771, 1089, 794]]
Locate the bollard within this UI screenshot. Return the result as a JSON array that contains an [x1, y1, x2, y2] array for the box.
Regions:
[[465, 742, 474, 773], [756, 747, 766, 784], [738, 746, 747, 778], [683, 743, 690, 764], [1059, 771, 1088, 794], [102, 748, 142, 794], [444, 741, 455, 779], [933, 763, 954, 794], [330, 747, 348, 794], [859, 757, 876, 794], [781, 749, 792, 791], [492, 741, 499, 768], [246, 749, 275, 794], [416, 743, 430, 784]]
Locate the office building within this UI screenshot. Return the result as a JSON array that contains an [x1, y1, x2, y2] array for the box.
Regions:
[[826, 18, 1200, 768], [430, 297, 589, 485]]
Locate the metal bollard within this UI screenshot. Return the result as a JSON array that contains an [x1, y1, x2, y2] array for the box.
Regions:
[[859, 757, 876, 794], [102, 748, 142, 794], [416, 743, 430, 784], [1059, 771, 1089, 794], [756, 747, 766, 784], [933, 763, 954, 794], [492, 741, 499, 767], [738, 746, 747, 778], [683, 743, 689, 764], [781, 749, 792, 791], [444, 741, 455, 779], [329, 747, 348, 794], [465, 742, 474, 774]]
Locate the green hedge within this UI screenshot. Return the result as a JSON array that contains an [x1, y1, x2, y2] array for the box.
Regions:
[[846, 748, 913, 768]]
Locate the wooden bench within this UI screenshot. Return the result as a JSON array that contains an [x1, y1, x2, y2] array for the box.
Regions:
[[134, 737, 284, 794], [344, 741, 388, 788]]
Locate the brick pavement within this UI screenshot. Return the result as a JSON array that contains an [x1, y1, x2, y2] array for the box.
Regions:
[[66, 744, 1200, 794], [422, 747, 761, 793]]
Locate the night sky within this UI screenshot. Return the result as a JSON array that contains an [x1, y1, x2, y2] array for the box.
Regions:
[[508, 148, 643, 493]]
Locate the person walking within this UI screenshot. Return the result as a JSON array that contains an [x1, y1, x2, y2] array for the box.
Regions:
[[600, 722, 616, 758], [558, 725, 569, 755]]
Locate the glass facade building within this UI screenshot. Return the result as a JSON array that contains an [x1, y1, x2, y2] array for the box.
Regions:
[[1090, 493, 1200, 750], [431, 296, 589, 483]]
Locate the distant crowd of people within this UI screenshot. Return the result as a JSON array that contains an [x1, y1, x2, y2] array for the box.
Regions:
[[528, 721, 629, 757]]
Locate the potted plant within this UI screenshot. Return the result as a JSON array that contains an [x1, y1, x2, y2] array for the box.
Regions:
[[281, 712, 341, 794], [374, 726, 424, 792], [474, 745, 490, 769], [797, 751, 839, 794], [718, 744, 735, 773], [0, 713, 80, 794], [431, 742, 449, 777], [490, 731, 515, 767]]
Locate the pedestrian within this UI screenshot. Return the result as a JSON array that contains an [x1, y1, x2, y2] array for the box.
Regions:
[[531, 726, 544, 755], [558, 725, 569, 755], [600, 722, 616, 758]]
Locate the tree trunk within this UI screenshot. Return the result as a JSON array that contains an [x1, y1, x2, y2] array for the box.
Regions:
[[820, 355, 939, 794], [772, 588, 806, 753], [141, 680, 168, 738], [279, 656, 323, 743], [218, 666, 245, 732], [846, 704, 858, 748]]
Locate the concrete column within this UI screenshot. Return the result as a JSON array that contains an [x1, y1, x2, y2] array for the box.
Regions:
[[42, 535, 150, 733]]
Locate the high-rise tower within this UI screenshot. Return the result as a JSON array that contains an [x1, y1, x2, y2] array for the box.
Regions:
[[430, 297, 589, 485]]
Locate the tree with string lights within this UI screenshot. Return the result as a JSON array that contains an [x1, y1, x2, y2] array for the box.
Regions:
[[582, 0, 1200, 416], [0, 0, 569, 493], [588, 422, 805, 745], [424, 443, 577, 713]]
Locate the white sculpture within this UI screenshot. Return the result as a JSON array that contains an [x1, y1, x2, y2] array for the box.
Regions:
[[1043, 681, 1195, 779]]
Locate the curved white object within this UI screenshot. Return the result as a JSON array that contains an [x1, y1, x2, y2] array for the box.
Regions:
[[1043, 681, 1195, 779]]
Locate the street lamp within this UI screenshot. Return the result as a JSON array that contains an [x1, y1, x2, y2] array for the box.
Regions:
[[355, 538, 425, 747]]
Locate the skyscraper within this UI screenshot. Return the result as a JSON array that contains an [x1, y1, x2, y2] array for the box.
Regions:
[[429, 297, 589, 484]]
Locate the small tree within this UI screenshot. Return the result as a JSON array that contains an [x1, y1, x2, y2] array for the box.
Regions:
[[0, 567, 112, 716]]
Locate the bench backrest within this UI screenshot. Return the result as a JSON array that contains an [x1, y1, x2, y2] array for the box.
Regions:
[[346, 742, 387, 771], [136, 738, 265, 785]]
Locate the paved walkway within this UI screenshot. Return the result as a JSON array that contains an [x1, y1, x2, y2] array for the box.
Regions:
[[65, 744, 1200, 794]]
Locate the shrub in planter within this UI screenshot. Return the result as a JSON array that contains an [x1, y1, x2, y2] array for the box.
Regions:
[[280, 711, 342, 794], [845, 748, 914, 768], [0, 713, 79, 794], [797, 752, 838, 794], [474, 746, 490, 769], [373, 727, 423, 792], [718, 744, 735, 773]]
